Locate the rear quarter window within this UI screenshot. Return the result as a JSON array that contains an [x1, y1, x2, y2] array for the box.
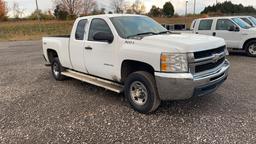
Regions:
[[75, 19, 87, 40]]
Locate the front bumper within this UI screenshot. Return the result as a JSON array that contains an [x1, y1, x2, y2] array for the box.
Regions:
[[155, 60, 230, 100]]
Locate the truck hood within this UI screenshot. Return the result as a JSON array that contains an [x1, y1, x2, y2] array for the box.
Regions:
[[137, 33, 225, 53]]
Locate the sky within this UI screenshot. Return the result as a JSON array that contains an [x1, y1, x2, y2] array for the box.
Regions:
[[5, 0, 256, 17]]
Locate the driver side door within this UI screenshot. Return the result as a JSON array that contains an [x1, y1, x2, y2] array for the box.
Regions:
[[215, 19, 242, 48], [84, 18, 117, 80]]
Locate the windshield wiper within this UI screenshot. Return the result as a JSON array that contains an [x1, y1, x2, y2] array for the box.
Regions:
[[157, 30, 171, 34], [127, 32, 157, 38]]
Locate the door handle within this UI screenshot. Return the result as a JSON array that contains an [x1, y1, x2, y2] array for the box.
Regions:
[[85, 47, 92, 50], [195, 32, 198, 34], [213, 32, 216, 36]]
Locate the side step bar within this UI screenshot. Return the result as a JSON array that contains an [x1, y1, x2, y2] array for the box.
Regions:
[[62, 70, 124, 93]]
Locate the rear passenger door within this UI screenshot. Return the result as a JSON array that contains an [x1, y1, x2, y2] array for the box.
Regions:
[[69, 19, 88, 73], [196, 19, 214, 36]]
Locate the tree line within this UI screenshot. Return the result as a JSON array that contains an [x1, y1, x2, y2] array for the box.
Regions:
[[0, 0, 175, 21], [0, 0, 256, 21], [201, 1, 256, 14]]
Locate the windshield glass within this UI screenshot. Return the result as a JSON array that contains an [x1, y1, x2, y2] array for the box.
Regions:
[[110, 16, 167, 38], [231, 18, 251, 29], [248, 16, 256, 26]]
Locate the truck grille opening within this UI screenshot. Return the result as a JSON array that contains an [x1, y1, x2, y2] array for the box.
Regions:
[[194, 46, 225, 59], [195, 57, 225, 73]]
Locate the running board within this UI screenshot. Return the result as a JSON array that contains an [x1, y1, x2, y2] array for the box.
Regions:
[[62, 70, 124, 93]]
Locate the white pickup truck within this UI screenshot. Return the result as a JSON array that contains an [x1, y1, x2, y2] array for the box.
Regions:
[[187, 17, 256, 56], [42, 14, 230, 113]]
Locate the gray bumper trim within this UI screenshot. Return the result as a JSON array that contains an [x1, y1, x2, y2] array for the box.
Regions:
[[155, 60, 230, 100]]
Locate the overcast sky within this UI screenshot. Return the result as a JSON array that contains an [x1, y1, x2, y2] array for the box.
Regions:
[[5, 0, 256, 17]]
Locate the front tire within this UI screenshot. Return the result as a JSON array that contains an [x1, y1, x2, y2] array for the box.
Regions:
[[124, 71, 161, 114], [245, 40, 256, 57], [51, 57, 66, 81]]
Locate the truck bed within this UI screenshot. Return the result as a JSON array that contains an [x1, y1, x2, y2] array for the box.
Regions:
[[42, 36, 72, 68], [46, 35, 70, 38]]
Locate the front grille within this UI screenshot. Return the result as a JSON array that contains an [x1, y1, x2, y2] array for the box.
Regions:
[[195, 57, 225, 73], [191, 45, 226, 74], [194, 46, 225, 59]]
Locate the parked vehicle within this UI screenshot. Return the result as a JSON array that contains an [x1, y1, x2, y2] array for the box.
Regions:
[[42, 14, 230, 113], [186, 17, 256, 56], [238, 16, 256, 27]]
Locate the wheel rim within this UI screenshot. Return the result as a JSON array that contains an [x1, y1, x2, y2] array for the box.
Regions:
[[53, 63, 60, 77], [130, 81, 148, 106], [248, 44, 256, 55]]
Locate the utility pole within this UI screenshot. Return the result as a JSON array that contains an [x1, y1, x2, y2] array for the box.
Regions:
[[35, 0, 41, 32], [185, 1, 188, 29], [193, 0, 196, 15]]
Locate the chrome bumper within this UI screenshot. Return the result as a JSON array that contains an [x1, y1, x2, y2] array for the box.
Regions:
[[155, 60, 230, 100]]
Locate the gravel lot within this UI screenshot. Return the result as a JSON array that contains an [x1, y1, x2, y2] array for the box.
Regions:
[[0, 41, 256, 143]]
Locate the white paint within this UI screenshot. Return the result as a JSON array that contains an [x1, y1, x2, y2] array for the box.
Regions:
[[42, 14, 226, 82]]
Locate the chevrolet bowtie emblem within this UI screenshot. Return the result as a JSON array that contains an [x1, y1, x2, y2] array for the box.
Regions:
[[212, 53, 222, 63]]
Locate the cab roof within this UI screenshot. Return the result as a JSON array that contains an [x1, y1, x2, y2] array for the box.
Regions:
[[77, 14, 145, 20]]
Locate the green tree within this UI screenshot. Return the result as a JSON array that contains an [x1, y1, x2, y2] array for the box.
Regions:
[[162, 2, 174, 17], [201, 1, 256, 14], [54, 5, 69, 20], [148, 5, 162, 17], [28, 10, 55, 20]]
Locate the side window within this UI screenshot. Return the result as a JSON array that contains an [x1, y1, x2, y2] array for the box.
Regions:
[[241, 18, 253, 26], [88, 19, 113, 41], [216, 19, 235, 30], [75, 19, 87, 40], [198, 19, 213, 30]]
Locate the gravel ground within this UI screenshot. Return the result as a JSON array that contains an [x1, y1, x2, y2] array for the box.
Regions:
[[0, 41, 256, 143]]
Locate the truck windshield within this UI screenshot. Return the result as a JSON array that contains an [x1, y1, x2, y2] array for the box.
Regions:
[[248, 16, 256, 26], [231, 18, 251, 29], [110, 16, 167, 39]]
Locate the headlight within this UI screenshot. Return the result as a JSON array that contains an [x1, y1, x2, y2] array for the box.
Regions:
[[160, 53, 188, 72]]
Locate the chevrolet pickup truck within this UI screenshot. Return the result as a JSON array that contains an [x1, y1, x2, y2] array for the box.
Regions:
[[42, 14, 230, 113], [187, 17, 256, 57]]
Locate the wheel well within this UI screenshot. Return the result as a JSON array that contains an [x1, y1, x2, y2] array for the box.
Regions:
[[47, 49, 58, 64], [121, 60, 155, 83], [243, 38, 256, 49]]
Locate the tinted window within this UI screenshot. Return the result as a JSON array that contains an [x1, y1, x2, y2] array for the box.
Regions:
[[192, 20, 196, 29], [75, 19, 87, 40], [232, 18, 251, 29], [89, 19, 113, 41], [248, 16, 256, 25], [198, 19, 213, 30], [241, 18, 253, 26], [110, 16, 166, 38], [216, 19, 235, 30]]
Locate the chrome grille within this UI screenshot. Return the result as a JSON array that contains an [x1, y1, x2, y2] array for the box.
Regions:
[[190, 46, 226, 74], [194, 46, 225, 59]]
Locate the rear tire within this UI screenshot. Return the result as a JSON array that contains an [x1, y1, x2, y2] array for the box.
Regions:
[[124, 71, 161, 114], [245, 40, 256, 57], [51, 57, 66, 81]]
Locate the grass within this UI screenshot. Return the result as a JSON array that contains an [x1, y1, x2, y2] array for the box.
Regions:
[[0, 16, 204, 41], [0, 20, 73, 41]]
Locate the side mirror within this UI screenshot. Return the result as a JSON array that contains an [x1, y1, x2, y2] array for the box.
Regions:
[[93, 32, 114, 43], [228, 25, 240, 32]]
